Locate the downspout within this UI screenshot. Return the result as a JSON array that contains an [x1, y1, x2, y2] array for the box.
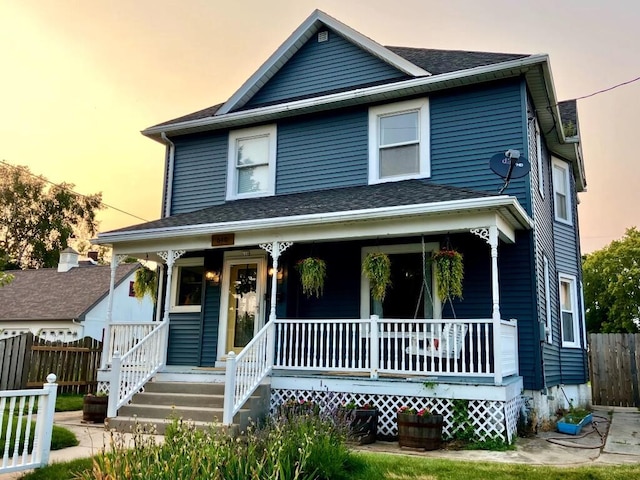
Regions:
[[161, 133, 175, 218]]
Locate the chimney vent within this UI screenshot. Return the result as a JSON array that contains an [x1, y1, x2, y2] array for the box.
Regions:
[[58, 247, 80, 272], [87, 251, 99, 262]]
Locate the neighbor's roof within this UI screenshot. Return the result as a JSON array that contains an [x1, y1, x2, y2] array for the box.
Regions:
[[0, 263, 139, 321], [103, 180, 495, 235]]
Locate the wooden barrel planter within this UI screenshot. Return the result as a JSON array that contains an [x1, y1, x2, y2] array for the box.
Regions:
[[397, 413, 443, 450], [82, 394, 108, 423], [341, 408, 378, 445]]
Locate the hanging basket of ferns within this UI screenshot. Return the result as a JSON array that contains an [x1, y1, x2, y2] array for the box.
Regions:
[[432, 249, 463, 302], [296, 257, 326, 298], [133, 266, 158, 304], [362, 252, 391, 302]]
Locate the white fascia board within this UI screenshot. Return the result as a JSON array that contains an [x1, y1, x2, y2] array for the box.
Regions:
[[95, 196, 533, 246], [217, 10, 429, 115], [144, 54, 548, 138]]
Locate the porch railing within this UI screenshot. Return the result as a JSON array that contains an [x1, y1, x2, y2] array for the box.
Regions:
[[0, 374, 58, 475], [223, 321, 275, 425], [106, 322, 159, 365], [107, 321, 168, 418], [272, 316, 518, 383]]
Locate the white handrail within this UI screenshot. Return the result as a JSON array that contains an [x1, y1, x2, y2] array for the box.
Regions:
[[107, 322, 168, 417], [222, 320, 275, 425], [106, 322, 158, 364], [0, 374, 58, 475]]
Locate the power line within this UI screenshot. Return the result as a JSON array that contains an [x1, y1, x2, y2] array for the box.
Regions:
[[573, 75, 640, 102], [0, 159, 149, 223]]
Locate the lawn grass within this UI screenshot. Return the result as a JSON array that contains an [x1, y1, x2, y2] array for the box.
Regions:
[[19, 457, 94, 480], [55, 393, 84, 412], [1, 413, 78, 455]]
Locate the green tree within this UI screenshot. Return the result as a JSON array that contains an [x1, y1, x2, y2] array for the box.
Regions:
[[583, 227, 640, 333], [0, 163, 103, 269]]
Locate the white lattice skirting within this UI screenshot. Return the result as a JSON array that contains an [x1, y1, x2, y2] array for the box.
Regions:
[[271, 387, 522, 442]]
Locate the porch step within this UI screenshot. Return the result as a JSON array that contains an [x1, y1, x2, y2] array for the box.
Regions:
[[107, 381, 269, 435]]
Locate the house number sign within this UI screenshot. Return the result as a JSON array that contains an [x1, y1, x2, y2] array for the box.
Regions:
[[211, 233, 235, 246]]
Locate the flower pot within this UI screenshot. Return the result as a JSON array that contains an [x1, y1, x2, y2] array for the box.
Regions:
[[82, 395, 108, 423], [342, 408, 378, 445], [397, 413, 443, 450], [557, 413, 593, 435]]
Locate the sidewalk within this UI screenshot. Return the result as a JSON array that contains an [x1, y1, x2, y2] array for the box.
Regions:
[[3, 406, 640, 478]]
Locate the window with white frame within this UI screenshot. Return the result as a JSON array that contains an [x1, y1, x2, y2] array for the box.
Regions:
[[559, 274, 580, 348], [171, 258, 204, 312], [368, 98, 430, 184], [227, 125, 276, 200], [543, 255, 552, 344], [552, 158, 572, 224]]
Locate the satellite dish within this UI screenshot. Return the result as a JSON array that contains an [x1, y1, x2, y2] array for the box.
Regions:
[[490, 150, 530, 179]]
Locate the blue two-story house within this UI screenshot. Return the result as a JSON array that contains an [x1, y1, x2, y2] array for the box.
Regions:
[[95, 10, 588, 442]]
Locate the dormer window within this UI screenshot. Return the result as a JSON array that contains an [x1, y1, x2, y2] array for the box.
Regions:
[[368, 98, 430, 184], [227, 125, 277, 200]]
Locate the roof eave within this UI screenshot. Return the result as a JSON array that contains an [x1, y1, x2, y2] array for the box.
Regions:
[[95, 195, 533, 247], [143, 54, 548, 141]]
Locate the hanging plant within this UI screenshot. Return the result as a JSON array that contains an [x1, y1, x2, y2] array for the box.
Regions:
[[362, 252, 391, 302], [133, 266, 158, 304], [296, 257, 326, 298], [432, 249, 464, 302]]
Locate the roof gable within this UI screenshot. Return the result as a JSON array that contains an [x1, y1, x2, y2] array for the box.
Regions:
[[217, 9, 429, 115], [0, 263, 139, 321]]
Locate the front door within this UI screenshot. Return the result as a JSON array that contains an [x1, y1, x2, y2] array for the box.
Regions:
[[220, 255, 267, 356]]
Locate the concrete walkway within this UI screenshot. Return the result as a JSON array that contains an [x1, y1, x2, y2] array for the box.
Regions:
[[2, 406, 640, 478]]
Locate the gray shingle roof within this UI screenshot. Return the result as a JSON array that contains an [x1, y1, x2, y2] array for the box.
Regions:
[[0, 263, 139, 321], [105, 180, 495, 235], [558, 100, 577, 127], [148, 46, 530, 130]]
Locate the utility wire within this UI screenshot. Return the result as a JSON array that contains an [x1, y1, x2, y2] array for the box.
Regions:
[[0, 159, 149, 223], [573, 75, 640, 102]]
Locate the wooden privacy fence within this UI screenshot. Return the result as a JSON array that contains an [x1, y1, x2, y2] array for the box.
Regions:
[[589, 333, 640, 407], [0, 334, 101, 393], [0, 333, 32, 390]]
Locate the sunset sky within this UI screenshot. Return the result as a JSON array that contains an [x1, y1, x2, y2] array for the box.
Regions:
[[2, 0, 639, 253]]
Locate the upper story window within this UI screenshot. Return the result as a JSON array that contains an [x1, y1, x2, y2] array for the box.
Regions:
[[368, 98, 430, 184], [552, 157, 572, 224], [171, 258, 204, 313], [559, 273, 580, 348], [226, 125, 277, 200]]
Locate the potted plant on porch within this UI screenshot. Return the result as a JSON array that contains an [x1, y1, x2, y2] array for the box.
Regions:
[[432, 248, 464, 302], [362, 252, 391, 301], [296, 257, 327, 298], [339, 400, 378, 445], [397, 406, 443, 450]]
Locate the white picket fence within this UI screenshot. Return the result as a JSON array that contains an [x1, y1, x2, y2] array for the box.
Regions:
[[0, 374, 58, 475]]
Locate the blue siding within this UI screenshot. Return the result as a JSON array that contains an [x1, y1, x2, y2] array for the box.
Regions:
[[245, 29, 406, 109], [167, 312, 202, 365], [431, 81, 530, 213], [201, 250, 223, 366], [171, 132, 227, 214], [277, 109, 368, 194]]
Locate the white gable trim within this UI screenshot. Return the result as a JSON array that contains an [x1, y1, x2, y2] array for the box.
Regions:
[[217, 9, 430, 115]]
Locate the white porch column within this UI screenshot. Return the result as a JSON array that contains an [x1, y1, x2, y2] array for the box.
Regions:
[[259, 241, 293, 322], [100, 253, 127, 369], [157, 249, 186, 368]]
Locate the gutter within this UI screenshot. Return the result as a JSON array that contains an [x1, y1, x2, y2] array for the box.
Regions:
[[95, 195, 533, 245], [143, 54, 550, 139], [160, 133, 175, 218]]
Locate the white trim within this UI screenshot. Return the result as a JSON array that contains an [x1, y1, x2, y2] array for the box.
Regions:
[[368, 98, 430, 184], [96, 196, 533, 245], [217, 251, 267, 361], [226, 124, 277, 200], [558, 273, 580, 348], [217, 10, 430, 115], [535, 119, 544, 198], [360, 243, 441, 320], [543, 255, 552, 344], [552, 157, 572, 225], [580, 280, 587, 348], [170, 257, 204, 313], [143, 55, 548, 138]]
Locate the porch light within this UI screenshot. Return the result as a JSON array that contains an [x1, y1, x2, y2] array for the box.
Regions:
[[268, 267, 284, 283], [205, 270, 221, 286]]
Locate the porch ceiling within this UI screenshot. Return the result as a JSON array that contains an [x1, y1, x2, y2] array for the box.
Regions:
[[95, 180, 532, 257]]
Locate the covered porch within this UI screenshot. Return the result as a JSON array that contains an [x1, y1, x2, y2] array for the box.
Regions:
[[94, 187, 532, 441]]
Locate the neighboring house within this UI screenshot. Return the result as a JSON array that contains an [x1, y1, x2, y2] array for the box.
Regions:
[[95, 10, 588, 441], [0, 248, 154, 341]]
